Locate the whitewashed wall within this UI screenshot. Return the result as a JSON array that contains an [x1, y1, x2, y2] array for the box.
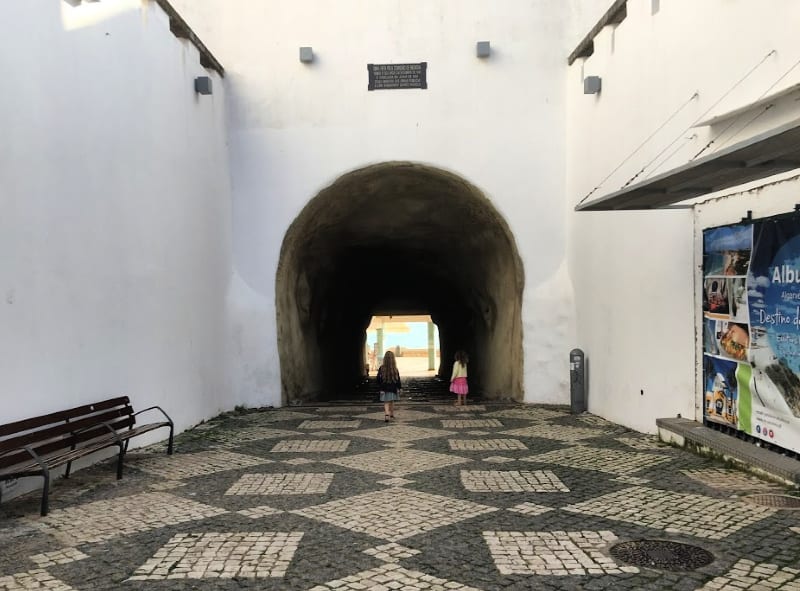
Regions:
[[167, 0, 608, 407], [0, 1, 232, 437], [567, 0, 800, 431]]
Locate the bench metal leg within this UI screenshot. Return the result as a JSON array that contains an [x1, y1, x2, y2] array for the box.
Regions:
[[65, 460, 73, 479], [167, 425, 174, 455], [116, 445, 125, 480], [41, 472, 50, 516]]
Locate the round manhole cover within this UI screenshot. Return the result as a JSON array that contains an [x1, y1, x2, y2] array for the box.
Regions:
[[610, 540, 714, 571], [743, 494, 800, 509]]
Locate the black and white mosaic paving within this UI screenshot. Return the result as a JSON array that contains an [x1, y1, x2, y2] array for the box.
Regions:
[[2, 402, 800, 590]]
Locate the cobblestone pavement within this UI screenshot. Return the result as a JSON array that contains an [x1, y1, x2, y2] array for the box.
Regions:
[[1, 403, 800, 590]]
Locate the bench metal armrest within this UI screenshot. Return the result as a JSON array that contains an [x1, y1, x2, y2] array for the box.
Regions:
[[22, 445, 46, 471], [132, 406, 174, 425], [73, 421, 124, 445]]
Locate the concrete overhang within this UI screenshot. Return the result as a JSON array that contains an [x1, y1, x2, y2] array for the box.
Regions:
[[575, 117, 800, 211]]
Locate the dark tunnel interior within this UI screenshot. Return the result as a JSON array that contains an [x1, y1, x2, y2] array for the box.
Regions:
[[275, 162, 524, 404]]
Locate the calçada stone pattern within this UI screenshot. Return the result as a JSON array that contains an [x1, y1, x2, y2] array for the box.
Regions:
[[0, 402, 799, 590]]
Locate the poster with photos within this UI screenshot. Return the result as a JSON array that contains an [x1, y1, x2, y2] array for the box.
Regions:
[[702, 217, 800, 454]]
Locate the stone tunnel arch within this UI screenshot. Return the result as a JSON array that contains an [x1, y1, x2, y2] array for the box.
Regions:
[[275, 162, 524, 404]]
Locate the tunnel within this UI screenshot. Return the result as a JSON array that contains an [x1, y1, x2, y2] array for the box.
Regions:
[[275, 162, 524, 404]]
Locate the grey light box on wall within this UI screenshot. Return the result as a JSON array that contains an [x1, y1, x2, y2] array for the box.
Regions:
[[194, 76, 213, 95], [299, 47, 314, 63], [583, 76, 602, 94], [476, 41, 491, 58]]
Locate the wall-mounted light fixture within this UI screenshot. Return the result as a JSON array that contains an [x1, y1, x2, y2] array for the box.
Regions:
[[299, 47, 314, 63], [194, 76, 213, 95], [583, 75, 602, 94], [476, 41, 491, 58]]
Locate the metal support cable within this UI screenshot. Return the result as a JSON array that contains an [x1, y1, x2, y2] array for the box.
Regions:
[[576, 92, 699, 206], [712, 55, 800, 152], [626, 50, 777, 187]]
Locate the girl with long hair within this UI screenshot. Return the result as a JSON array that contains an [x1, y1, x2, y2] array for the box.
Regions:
[[377, 350, 402, 422]]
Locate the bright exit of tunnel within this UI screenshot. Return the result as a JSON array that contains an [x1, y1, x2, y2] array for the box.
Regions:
[[275, 162, 524, 404]]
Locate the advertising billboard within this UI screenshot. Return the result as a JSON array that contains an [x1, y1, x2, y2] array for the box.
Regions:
[[702, 216, 800, 454]]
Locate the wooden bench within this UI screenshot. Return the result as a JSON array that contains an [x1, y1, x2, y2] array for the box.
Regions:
[[0, 396, 173, 516]]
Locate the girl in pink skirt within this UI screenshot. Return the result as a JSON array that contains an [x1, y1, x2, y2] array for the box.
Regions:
[[450, 350, 469, 405]]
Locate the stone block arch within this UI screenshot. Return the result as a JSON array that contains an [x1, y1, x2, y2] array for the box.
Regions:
[[275, 162, 524, 404]]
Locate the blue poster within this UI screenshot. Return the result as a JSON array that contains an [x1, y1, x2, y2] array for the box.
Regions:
[[703, 217, 800, 454], [746, 218, 800, 452]]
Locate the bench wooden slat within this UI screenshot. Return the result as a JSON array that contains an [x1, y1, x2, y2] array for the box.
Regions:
[[0, 408, 133, 460], [0, 397, 130, 437]]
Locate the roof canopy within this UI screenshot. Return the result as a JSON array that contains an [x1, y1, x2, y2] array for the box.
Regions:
[[576, 118, 800, 211]]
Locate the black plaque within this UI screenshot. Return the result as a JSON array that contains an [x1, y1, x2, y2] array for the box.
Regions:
[[367, 62, 427, 90]]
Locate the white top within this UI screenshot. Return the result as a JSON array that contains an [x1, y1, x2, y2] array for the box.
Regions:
[[451, 361, 468, 380]]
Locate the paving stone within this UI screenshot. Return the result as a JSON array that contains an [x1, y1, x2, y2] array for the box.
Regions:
[[225, 473, 335, 495], [282, 457, 318, 465], [523, 445, 671, 475], [507, 502, 555, 516], [271, 440, 351, 453], [355, 410, 440, 422], [482, 530, 634, 576], [695, 559, 800, 590], [326, 448, 471, 477], [127, 450, 271, 479], [362, 542, 421, 563], [291, 488, 497, 542], [307, 563, 484, 590], [316, 407, 372, 414], [3, 401, 799, 591], [433, 405, 487, 412], [28, 548, 88, 569], [299, 421, 362, 430], [482, 456, 517, 464], [448, 439, 527, 451], [204, 427, 300, 447], [128, 531, 303, 580], [347, 424, 454, 443], [563, 486, 776, 539], [34, 492, 227, 545], [460, 470, 569, 492], [503, 424, 606, 442], [236, 505, 284, 519], [485, 407, 567, 421], [238, 410, 318, 423], [0, 569, 77, 590], [441, 419, 504, 429], [680, 468, 784, 493], [616, 436, 665, 450]]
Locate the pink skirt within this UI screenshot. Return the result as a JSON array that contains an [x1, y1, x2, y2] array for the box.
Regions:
[[450, 377, 469, 395]]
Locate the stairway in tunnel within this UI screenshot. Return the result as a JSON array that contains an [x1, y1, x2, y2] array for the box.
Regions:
[[354, 375, 478, 404]]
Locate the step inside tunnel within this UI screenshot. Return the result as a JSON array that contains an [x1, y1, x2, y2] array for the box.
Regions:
[[275, 162, 524, 404]]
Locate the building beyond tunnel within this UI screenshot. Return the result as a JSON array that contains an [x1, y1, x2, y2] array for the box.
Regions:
[[3, 0, 800, 456]]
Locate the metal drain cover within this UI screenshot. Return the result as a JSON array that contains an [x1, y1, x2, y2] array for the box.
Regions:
[[743, 494, 800, 508], [610, 540, 714, 571]]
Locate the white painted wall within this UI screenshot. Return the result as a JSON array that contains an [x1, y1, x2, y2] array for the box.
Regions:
[[10, 0, 793, 450], [567, 0, 800, 431], [167, 0, 612, 407], [0, 1, 232, 439]]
